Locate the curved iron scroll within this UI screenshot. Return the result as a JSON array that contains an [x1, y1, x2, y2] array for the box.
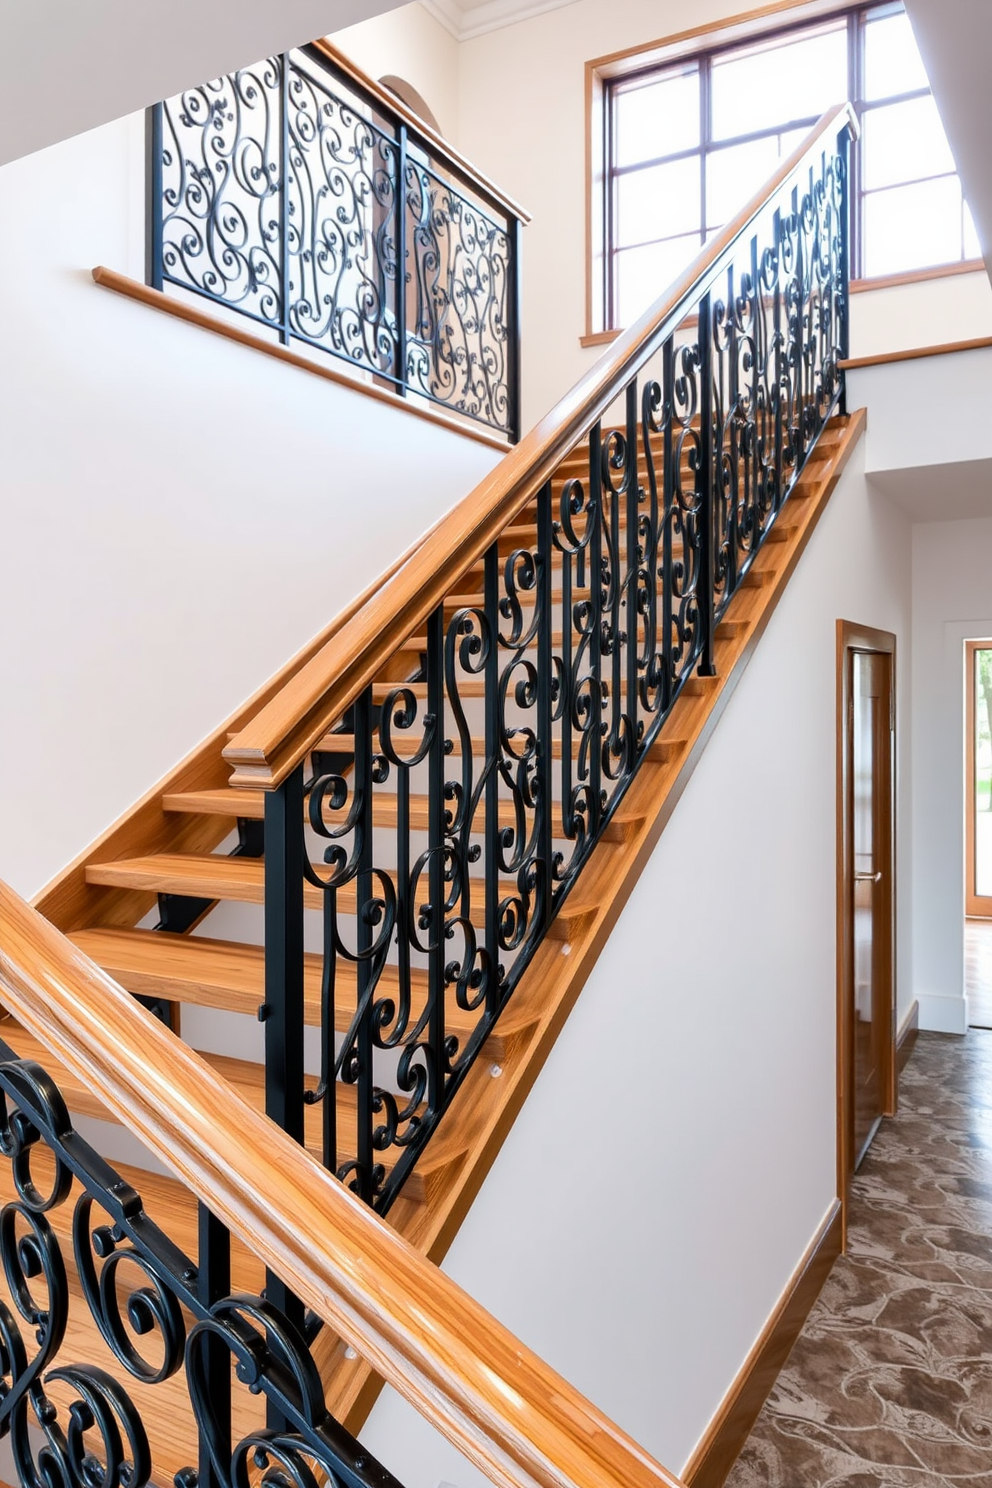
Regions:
[[257, 129, 851, 1213], [0, 1042, 403, 1488]]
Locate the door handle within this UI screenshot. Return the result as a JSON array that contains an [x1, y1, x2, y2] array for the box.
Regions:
[[854, 871, 882, 883]]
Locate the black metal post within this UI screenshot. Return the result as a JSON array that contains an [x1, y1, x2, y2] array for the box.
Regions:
[[484, 545, 501, 1016], [280, 53, 292, 347], [263, 762, 305, 1330], [536, 481, 554, 930], [353, 686, 375, 1204], [506, 217, 524, 444], [426, 605, 446, 1115], [145, 105, 164, 291], [197, 1203, 232, 1482], [698, 292, 716, 678], [838, 127, 852, 416], [396, 123, 409, 395]]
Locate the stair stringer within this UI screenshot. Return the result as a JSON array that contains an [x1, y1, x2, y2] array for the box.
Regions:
[[312, 407, 868, 1432]]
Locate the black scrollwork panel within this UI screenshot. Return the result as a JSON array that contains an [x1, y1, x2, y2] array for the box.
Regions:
[[405, 162, 512, 431], [0, 1046, 404, 1488], [261, 131, 850, 1221], [287, 62, 400, 373], [153, 51, 519, 433], [160, 59, 285, 328]]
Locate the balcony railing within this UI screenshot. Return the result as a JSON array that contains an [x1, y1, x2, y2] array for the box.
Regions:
[[147, 43, 526, 440]]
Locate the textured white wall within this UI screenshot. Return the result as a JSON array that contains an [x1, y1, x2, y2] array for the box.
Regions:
[[0, 111, 501, 898], [359, 439, 913, 1481]]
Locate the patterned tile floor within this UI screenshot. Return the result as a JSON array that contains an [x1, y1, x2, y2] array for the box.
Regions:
[[727, 1031, 992, 1487]]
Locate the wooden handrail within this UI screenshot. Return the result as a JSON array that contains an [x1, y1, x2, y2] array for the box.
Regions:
[[224, 103, 858, 790], [0, 878, 684, 1488], [310, 39, 531, 225]]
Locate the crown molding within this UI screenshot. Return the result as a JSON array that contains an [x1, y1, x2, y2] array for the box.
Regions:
[[420, 0, 580, 41]]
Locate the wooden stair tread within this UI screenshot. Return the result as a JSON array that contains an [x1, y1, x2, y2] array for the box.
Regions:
[[160, 791, 639, 843], [83, 853, 601, 937], [0, 1022, 467, 1201], [68, 927, 534, 1051]]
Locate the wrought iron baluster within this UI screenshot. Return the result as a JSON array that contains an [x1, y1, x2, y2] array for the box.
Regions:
[[263, 762, 306, 1330], [396, 123, 409, 394], [624, 380, 640, 759], [196, 1204, 233, 1462], [279, 53, 291, 346], [145, 105, 164, 291], [484, 544, 501, 1014], [588, 422, 604, 836], [507, 218, 523, 444], [353, 687, 376, 1205], [427, 605, 446, 1120], [697, 293, 716, 678], [660, 338, 675, 714], [837, 128, 851, 414], [536, 482, 554, 935]]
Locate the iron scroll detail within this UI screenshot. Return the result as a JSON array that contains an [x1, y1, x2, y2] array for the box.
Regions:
[[151, 47, 521, 440], [259, 128, 851, 1213], [0, 1044, 404, 1488]]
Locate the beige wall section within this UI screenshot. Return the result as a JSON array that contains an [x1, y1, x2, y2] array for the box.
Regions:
[[849, 270, 992, 360], [331, 1, 461, 140]]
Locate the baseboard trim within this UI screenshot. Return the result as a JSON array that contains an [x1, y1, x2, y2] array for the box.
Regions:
[[916, 992, 968, 1035], [896, 1000, 919, 1072], [682, 1199, 842, 1488]]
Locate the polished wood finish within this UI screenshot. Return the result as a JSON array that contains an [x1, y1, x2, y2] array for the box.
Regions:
[[896, 999, 919, 1073], [836, 620, 896, 1246], [682, 1201, 842, 1488], [0, 880, 687, 1488], [964, 640, 992, 917], [840, 335, 992, 370], [224, 107, 859, 793], [91, 268, 512, 454]]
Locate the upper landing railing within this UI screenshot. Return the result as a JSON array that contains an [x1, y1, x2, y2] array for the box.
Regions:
[[147, 40, 528, 439], [222, 106, 858, 1210]]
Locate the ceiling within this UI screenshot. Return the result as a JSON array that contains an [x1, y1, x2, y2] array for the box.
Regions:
[[904, 0, 992, 285], [0, 0, 403, 167], [419, 0, 577, 41]]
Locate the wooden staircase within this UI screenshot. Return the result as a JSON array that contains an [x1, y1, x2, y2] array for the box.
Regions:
[[3, 408, 865, 1471]]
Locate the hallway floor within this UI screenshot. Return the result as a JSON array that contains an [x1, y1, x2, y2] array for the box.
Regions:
[[727, 1031, 992, 1487]]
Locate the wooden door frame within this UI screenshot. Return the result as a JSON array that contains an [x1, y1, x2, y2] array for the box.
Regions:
[[836, 620, 896, 1245], [965, 639, 992, 918]]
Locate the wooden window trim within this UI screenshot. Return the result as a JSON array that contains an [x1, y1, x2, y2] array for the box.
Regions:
[[580, 259, 989, 346], [584, 0, 979, 340]]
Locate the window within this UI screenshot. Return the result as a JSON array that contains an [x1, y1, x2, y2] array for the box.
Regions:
[[604, 2, 978, 329]]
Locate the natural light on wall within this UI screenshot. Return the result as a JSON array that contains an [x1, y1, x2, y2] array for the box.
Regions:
[[607, 1, 978, 328]]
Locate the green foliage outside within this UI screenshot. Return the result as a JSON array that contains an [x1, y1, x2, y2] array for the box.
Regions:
[[977, 650, 992, 811]]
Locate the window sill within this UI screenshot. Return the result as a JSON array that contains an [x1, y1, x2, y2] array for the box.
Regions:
[[583, 259, 988, 345]]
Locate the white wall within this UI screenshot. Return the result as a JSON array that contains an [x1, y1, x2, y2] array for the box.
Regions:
[[333, 2, 461, 137], [0, 112, 501, 899], [359, 437, 913, 1481], [910, 518, 992, 1034]]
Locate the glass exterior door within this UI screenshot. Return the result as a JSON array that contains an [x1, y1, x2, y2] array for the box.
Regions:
[[966, 641, 992, 917]]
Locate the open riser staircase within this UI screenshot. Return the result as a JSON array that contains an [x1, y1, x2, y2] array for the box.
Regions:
[[0, 85, 862, 1488]]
